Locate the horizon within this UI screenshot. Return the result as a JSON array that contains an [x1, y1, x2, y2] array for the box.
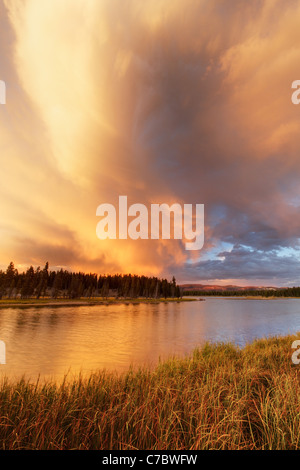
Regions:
[[1, 1, 300, 287], [0, 259, 292, 290]]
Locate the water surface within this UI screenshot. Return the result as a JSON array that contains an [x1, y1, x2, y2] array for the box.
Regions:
[[0, 297, 299, 381]]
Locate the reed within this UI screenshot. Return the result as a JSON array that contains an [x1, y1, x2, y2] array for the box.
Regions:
[[0, 333, 299, 450]]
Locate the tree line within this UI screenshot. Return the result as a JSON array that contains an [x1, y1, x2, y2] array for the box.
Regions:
[[0, 262, 182, 300], [184, 287, 300, 297]]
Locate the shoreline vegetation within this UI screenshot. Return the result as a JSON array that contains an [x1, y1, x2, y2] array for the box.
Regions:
[[0, 261, 183, 303], [184, 287, 300, 298], [0, 333, 299, 450], [0, 296, 197, 309]]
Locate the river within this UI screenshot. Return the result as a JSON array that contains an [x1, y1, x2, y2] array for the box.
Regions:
[[0, 297, 299, 382]]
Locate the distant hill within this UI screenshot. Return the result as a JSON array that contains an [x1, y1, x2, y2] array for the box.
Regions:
[[180, 284, 279, 292]]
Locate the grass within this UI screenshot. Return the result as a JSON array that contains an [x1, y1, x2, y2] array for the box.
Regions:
[[0, 333, 300, 450]]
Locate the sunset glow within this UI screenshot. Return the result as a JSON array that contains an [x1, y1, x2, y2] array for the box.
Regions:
[[1, 0, 300, 286]]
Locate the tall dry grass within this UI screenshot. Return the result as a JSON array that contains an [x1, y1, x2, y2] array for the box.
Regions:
[[0, 333, 299, 450]]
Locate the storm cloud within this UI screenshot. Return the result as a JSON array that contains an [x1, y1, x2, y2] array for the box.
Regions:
[[1, 0, 300, 285]]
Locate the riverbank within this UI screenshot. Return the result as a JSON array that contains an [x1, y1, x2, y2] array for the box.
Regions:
[[0, 333, 299, 450], [186, 293, 300, 300], [0, 296, 198, 309], [188, 294, 300, 300]]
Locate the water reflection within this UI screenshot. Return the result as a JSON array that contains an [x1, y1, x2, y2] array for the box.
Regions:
[[0, 298, 299, 382]]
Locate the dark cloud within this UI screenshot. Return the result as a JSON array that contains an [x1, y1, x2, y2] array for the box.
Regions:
[[179, 244, 300, 286]]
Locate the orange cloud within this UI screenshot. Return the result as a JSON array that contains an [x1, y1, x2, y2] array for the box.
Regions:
[[1, 0, 300, 284]]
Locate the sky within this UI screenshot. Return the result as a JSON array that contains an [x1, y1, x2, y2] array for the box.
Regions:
[[1, 0, 300, 286]]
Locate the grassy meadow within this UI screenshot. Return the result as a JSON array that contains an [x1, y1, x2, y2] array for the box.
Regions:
[[0, 333, 300, 450]]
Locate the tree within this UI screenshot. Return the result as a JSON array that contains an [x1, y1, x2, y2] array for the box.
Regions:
[[171, 276, 176, 298], [101, 278, 109, 299], [21, 266, 35, 299]]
